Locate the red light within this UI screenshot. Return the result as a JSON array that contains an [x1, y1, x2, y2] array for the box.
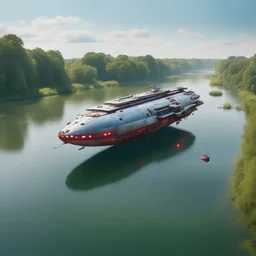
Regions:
[[104, 133, 107, 136], [176, 144, 180, 148], [66, 136, 69, 138], [70, 135, 73, 138], [75, 136, 78, 139], [108, 132, 111, 135], [88, 135, 92, 138], [82, 136, 86, 139]]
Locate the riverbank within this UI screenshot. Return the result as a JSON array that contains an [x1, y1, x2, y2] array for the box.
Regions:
[[0, 80, 119, 103], [232, 92, 256, 255], [0, 75, 183, 103], [0, 69, 213, 104], [209, 56, 256, 256]]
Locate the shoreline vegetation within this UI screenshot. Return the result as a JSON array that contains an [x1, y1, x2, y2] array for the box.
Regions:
[[210, 55, 256, 256], [222, 103, 232, 109], [0, 33, 220, 103], [209, 90, 223, 96]]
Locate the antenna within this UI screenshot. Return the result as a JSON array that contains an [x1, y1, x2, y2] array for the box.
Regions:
[[150, 84, 160, 92], [53, 142, 66, 149]]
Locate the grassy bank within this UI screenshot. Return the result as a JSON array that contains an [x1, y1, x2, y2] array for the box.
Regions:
[[210, 55, 256, 255], [0, 80, 119, 103], [232, 91, 256, 255]]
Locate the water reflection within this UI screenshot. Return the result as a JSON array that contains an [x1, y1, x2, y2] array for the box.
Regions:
[[0, 97, 65, 151], [0, 105, 28, 151], [25, 96, 65, 124], [65, 84, 154, 105], [165, 72, 209, 85], [66, 127, 196, 191]]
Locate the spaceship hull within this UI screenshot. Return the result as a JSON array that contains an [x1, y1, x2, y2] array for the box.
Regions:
[[58, 86, 203, 147], [58, 107, 196, 147]]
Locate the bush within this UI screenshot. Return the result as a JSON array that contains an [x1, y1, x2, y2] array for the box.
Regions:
[[209, 90, 223, 96], [71, 83, 86, 92], [210, 78, 223, 86], [223, 103, 232, 109], [39, 87, 58, 96], [97, 80, 119, 87], [235, 105, 243, 111]]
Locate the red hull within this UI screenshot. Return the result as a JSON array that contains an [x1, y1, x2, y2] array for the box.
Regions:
[[58, 109, 195, 146]]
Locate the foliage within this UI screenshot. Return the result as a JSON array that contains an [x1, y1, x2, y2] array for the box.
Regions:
[[0, 33, 221, 100], [222, 103, 232, 109], [39, 88, 58, 96], [209, 90, 223, 96], [0, 34, 72, 98], [66, 53, 220, 84], [209, 56, 254, 92], [66, 61, 97, 84], [71, 83, 87, 92], [212, 54, 256, 256], [209, 74, 223, 85], [97, 80, 119, 87], [236, 105, 244, 111]]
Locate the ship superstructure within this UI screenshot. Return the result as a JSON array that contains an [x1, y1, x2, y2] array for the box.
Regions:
[[58, 85, 203, 147]]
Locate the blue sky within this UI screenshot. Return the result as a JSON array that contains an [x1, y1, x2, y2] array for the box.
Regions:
[[1, 0, 256, 58]]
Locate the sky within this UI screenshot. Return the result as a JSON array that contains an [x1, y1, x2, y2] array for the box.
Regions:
[[0, 0, 256, 59]]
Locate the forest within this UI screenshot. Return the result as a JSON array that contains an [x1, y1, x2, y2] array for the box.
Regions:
[[0, 33, 220, 100], [210, 55, 256, 256]]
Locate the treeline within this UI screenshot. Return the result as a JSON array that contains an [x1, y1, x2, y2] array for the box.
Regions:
[[210, 55, 256, 255], [210, 55, 256, 93], [65, 53, 220, 85], [0, 33, 220, 100], [0, 34, 71, 98]]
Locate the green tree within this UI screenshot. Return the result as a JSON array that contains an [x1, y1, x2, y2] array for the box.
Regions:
[[67, 62, 97, 84], [81, 52, 111, 81]]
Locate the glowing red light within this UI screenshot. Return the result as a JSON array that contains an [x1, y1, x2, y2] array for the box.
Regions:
[[70, 135, 73, 138], [176, 144, 180, 148], [104, 133, 107, 136], [88, 135, 92, 138], [108, 132, 111, 135], [75, 136, 78, 139], [82, 136, 86, 139], [66, 136, 69, 138]]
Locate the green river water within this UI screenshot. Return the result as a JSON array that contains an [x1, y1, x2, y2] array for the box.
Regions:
[[0, 71, 249, 256]]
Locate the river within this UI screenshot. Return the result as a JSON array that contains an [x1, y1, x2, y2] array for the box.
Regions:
[[0, 70, 249, 256]]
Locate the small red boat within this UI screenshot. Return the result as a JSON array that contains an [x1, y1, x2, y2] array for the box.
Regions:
[[200, 154, 210, 162]]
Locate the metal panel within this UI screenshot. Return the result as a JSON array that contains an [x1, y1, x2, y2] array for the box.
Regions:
[[117, 118, 152, 135]]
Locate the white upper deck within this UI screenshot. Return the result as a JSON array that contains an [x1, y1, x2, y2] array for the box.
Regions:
[[86, 85, 188, 113]]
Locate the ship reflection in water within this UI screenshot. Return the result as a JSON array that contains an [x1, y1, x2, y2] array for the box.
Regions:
[[66, 127, 196, 191]]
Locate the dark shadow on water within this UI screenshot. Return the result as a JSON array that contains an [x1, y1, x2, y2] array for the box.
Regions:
[[66, 127, 196, 191]]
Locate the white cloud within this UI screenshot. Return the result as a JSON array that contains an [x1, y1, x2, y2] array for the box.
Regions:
[[19, 20, 29, 25], [18, 32, 38, 39], [219, 38, 234, 46], [129, 29, 150, 38], [109, 30, 128, 38], [30, 16, 81, 29], [177, 28, 202, 37], [109, 28, 150, 38], [63, 31, 100, 43], [0, 23, 8, 36], [0, 16, 99, 44]]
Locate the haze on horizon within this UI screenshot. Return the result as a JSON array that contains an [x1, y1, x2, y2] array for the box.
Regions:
[[0, 0, 255, 59]]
